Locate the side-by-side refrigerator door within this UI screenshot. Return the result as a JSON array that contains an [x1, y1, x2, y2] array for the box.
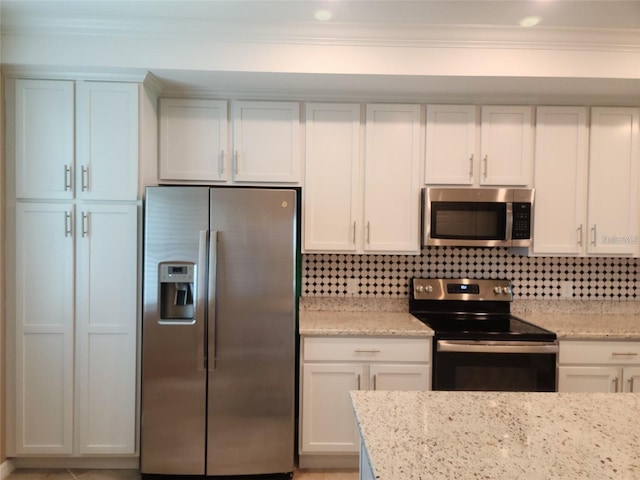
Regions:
[[141, 186, 210, 475], [206, 188, 296, 476]]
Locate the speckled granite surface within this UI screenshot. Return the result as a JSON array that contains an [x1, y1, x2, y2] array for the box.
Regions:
[[299, 310, 433, 337], [351, 390, 640, 480], [299, 297, 640, 340]]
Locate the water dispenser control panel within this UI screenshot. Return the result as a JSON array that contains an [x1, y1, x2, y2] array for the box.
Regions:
[[159, 261, 196, 322]]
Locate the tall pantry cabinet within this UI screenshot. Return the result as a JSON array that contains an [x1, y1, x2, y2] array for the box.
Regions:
[[5, 78, 139, 456]]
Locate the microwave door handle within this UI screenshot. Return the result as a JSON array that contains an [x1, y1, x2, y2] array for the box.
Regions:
[[505, 202, 513, 241]]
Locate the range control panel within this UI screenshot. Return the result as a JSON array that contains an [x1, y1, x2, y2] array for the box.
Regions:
[[412, 278, 513, 302]]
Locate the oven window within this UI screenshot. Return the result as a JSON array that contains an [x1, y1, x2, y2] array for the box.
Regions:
[[431, 202, 506, 240], [434, 351, 557, 392]]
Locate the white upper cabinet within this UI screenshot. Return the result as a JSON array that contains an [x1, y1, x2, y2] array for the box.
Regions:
[[533, 106, 639, 256], [480, 106, 533, 186], [425, 105, 476, 185], [304, 103, 361, 252], [533, 107, 589, 255], [14, 79, 139, 201], [232, 100, 301, 183], [363, 104, 421, 253], [159, 98, 229, 182], [425, 105, 533, 186], [587, 107, 639, 256], [76, 82, 139, 200], [15, 79, 75, 199]]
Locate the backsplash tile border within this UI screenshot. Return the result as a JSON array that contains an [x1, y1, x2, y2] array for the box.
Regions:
[[302, 247, 640, 301]]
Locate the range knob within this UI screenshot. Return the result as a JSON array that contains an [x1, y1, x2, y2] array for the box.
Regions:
[[425, 285, 433, 293], [493, 286, 502, 294], [502, 286, 511, 295], [416, 285, 425, 293]]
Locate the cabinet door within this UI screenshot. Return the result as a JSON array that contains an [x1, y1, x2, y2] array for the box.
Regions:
[[558, 366, 621, 393], [15, 79, 75, 199], [533, 107, 589, 255], [232, 101, 300, 183], [15, 202, 75, 454], [76, 82, 139, 200], [301, 363, 362, 453], [369, 364, 430, 391], [587, 107, 640, 256], [363, 104, 421, 253], [425, 105, 476, 185], [76, 203, 138, 454], [304, 103, 361, 252], [622, 367, 640, 393], [480, 106, 533, 186], [159, 98, 229, 182]]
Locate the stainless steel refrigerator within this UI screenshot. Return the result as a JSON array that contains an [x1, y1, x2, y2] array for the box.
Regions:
[[140, 186, 297, 477]]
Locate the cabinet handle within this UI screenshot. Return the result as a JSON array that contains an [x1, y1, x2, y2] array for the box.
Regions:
[[469, 154, 474, 179], [357, 374, 361, 390], [591, 225, 597, 246], [366, 222, 370, 245], [373, 374, 377, 391], [81, 165, 89, 192], [483, 155, 488, 179], [612, 377, 619, 393], [611, 352, 638, 357], [234, 150, 239, 174], [81, 212, 89, 237], [577, 224, 583, 247], [352, 222, 356, 244], [219, 150, 225, 175], [64, 165, 72, 191], [64, 211, 73, 237], [354, 349, 381, 353], [629, 377, 636, 393]]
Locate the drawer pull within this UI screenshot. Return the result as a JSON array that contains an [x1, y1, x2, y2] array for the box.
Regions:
[[354, 349, 381, 353], [628, 378, 635, 393], [611, 352, 639, 357], [613, 377, 620, 393]]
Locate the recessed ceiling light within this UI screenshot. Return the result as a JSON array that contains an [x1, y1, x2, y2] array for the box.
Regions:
[[314, 9, 332, 21], [519, 16, 542, 27]]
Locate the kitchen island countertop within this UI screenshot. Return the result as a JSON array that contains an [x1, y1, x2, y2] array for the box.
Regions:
[[351, 390, 640, 480]]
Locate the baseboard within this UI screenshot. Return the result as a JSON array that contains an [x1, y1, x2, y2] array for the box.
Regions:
[[0, 459, 16, 480], [297, 454, 358, 469], [10, 457, 139, 470]]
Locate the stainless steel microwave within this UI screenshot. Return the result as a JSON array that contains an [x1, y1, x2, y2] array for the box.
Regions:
[[422, 187, 534, 247]]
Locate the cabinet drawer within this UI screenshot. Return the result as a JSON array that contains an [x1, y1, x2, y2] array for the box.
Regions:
[[303, 336, 430, 363], [559, 341, 640, 365]]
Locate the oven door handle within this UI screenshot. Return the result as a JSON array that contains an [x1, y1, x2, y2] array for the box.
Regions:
[[437, 340, 558, 354]]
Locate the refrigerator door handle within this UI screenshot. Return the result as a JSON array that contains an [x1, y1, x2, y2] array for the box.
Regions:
[[197, 231, 208, 370], [208, 230, 219, 370]]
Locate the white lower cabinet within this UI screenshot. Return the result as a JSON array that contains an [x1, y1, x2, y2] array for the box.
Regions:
[[12, 201, 138, 455], [299, 336, 431, 467], [558, 340, 640, 393]]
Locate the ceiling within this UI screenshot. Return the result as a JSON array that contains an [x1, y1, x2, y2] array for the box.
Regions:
[[2, 1, 640, 102], [2, 0, 640, 30]]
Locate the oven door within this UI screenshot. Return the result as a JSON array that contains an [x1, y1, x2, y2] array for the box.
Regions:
[[433, 340, 558, 392]]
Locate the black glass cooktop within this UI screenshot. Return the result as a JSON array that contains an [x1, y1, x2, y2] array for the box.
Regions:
[[412, 312, 557, 342]]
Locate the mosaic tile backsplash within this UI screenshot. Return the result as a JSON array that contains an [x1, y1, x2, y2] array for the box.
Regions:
[[302, 247, 640, 300]]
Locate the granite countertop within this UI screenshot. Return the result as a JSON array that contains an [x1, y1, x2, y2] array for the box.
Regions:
[[299, 310, 433, 337], [515, 312, 640, 340], [351, 390, 640, 480]]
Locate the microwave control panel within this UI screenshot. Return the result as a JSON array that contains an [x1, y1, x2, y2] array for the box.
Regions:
[[512, 203, 532, 239]]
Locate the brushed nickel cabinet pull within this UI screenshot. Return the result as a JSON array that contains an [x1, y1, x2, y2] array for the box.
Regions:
[[612, 377, 619, 393], [366, 222, 371, 245], [81, 212, 89, 237], [357, 374, 361, 390], [591, 225, 597, 246], [373, 374, 377, 391], [234, 150, 239, 174], [469, 154, 474, 179], [354, 349, 381, 353], [611, 352, 638, 356], [628, 377, 635, 393], [219, 150, 225, 175], [577, 224, 583, 246], [64, 165, 72, 191], [81, 165, 89, 192], [483, 155, 488, 179], [64, 211, 73, 237]]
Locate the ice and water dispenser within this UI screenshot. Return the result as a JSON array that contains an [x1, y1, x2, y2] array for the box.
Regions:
[[159, 262, 196, 323]]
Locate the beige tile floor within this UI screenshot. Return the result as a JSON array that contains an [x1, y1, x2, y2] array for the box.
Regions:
[[6, 468, 358, 480]]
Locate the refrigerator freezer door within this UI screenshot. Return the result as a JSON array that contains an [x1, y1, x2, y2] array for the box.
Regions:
[[206, 188, 296, 476], [141, 186, 210, 475]]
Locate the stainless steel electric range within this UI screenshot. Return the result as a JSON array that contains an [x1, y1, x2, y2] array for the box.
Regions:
[[410, 278, 558, 392]]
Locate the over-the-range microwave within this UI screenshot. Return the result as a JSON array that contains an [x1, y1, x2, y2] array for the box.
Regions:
[[422, 187, 534, 248]]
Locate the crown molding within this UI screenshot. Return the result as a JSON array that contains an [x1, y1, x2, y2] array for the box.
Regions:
[[1, 64, 149, 82], [3, 15, 640, 53]]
